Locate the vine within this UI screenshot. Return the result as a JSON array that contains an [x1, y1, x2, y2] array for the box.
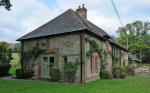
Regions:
[[21, 42, 45, 70], [85, 37, 107, 69], [64, 58, 79, 83]]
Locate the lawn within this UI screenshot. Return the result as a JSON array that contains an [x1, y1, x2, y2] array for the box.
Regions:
[[0, 76, 150, 93]]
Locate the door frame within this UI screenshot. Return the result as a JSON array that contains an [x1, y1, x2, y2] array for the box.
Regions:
[[40, 54, 55, 78]]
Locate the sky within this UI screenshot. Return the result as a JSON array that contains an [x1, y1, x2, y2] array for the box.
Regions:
[[0, 0, 150, 43]]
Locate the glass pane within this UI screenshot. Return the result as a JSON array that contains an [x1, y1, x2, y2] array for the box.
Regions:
[[49, 57, 54, 67], [50, 57, 54, 62], [43, 57, 48, 62]]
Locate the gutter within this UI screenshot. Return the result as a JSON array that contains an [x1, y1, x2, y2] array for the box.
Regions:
[[80, 33, 83, 83]]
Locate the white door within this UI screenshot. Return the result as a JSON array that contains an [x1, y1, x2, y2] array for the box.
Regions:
[[41, 54, 54, 78]]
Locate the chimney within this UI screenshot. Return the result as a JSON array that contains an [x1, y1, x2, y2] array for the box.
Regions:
[[76, 4, 87, 19]]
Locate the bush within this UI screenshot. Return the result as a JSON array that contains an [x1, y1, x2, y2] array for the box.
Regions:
[[64, 62, 78, 83], [16, 69, 34, 79], [120, 72, 127, 79], [49, 68, 61, 82], [23, 69, 34, 79], [112, 67, 125, 78], [0, 63, 11, 76], [16, 69, 24, 79], [100, 69, 112, 79], [125, 66, 134, 75]]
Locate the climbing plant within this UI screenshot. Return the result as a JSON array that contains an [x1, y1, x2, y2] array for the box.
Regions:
[[85, 37, 107, 69], [21, 42, 45, 70], [64, 58, 79, 83]]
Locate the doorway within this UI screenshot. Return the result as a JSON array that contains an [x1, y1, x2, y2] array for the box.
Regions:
[[41, 54, 54, 78]]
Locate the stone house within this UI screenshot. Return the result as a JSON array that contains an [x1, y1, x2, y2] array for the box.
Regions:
[[17, 5, 128, 83]]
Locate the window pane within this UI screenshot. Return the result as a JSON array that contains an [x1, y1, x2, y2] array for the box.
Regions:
[[43, 57, 48, 62], [49, 57, 54, 67], [64, 56, 68, 63]]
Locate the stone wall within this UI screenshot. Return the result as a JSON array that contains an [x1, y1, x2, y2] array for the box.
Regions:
[[82, 33, 128, 82], [22, 32, 128, 83], [83, 33, 103, 82], [22, 33, 81, 82]]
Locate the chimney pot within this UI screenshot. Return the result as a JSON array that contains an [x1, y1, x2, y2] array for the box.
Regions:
[[76, 4, 87, 19], [82, 4, 85, 8]]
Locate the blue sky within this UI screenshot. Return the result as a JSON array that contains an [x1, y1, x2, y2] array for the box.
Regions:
[[0, 0, 150, 43]]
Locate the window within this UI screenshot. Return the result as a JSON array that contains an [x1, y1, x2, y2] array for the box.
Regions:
[[63, 56, 68, 63], [49, 57, 54, 67], [90, 58, 92, 73], [43, 57, 48, 62], [91, 53, 98, 74]]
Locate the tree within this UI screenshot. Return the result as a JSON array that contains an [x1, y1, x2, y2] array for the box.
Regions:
[[117, 20, 150, 63], [0, 0, 12, 11], [0, 41, 13, 63], [13, 43, 21, 53]]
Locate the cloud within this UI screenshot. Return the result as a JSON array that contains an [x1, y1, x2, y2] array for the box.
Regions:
[[0, 0, 60, 42], [0, 0, 150, 42]]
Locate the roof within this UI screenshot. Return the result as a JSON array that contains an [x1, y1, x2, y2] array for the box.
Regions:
[[17, 9, 127, 51], [109, 39, 128, 51], [17, 9, 110, 41]]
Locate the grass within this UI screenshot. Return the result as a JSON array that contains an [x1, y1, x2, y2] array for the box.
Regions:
[[0, 76, 150, 93]]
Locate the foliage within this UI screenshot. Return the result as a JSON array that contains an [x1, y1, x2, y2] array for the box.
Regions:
[[124, 66, 134, 76], [0, 0, 12, 11], [15, 69, 24, 79], [0, 63, 11, 76], [0, 42, 13, 63], [119, 72, 127, 79], [142, 45, 150, 64], [100, 69, 112, 79], [117, 20, 150, 63], [12, 43, 21, 53], [23, 69, 34, 79], [49, 68, 61, 82], [112, 66, 126, 79], [124, 66, 134, 73], [85, 37, 107, 69], [64, 59, 79, 83], [15, 68, 34, 79], [21, 42, 44, 70]]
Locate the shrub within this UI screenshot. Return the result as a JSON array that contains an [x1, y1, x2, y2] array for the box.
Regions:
[[125, 66, 134, 75], [112, 67, 128, 79], [112, 67, 125, 79], [0, 63, 11, 76], [49, 68, 61, 82], [16, 69, 24, 79], [64, 62, 78, 83], [120, 72, 127, 79], [16, 69, 34, 79], [23, 69, 34, 79], [100, 69, 112, 79]]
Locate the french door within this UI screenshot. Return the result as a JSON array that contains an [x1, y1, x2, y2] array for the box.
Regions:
[[41, 54, 54, 78]]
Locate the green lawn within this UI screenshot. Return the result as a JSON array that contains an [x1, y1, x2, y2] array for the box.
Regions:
[[0, 76, 150, 93]]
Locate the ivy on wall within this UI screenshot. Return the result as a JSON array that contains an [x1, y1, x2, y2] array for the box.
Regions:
[[21, 42, 45, 70], [64, 58, 79, 83], [85, 37, 107, 69], [85, 36, 124, 70]]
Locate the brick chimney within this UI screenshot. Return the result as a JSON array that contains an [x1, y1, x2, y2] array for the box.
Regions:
[[76, 4, 87, 19]]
